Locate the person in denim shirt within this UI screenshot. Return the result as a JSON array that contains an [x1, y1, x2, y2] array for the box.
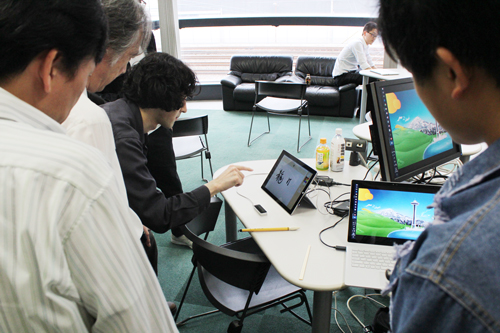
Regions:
[[378, 0, 500, 331]]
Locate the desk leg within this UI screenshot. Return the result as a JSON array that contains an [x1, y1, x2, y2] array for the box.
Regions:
[[312, 290, 332, 333], [224, 200, 237, 242], [359, 76, 369, 124]]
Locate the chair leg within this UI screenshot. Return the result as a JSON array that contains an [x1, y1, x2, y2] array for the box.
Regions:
[[297, 111, 312, 153], [200, 154, 208, 183], [175, 265, 197, 322], [248, 108, 270, 147]]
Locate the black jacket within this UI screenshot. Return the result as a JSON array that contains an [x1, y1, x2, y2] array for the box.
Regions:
[[103, 98, 210, 233]]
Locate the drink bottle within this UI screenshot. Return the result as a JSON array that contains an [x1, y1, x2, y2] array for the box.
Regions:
[[315, 138, 329, 171], [330, 128, 345, 172]]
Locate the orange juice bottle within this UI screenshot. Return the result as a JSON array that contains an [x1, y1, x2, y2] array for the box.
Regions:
[[316, 138, 330, 171]]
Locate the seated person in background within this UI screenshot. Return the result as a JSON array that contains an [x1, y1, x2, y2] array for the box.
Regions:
[[0, 0, 177, 331], [332, 21, 378, 86], [378, 0, 500, 332], [103, 52, 252, 258]]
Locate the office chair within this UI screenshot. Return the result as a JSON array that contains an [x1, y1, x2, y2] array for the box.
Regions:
[[248, 81, 312, 153], [172, 114, 213, 182], [175, 220, 312, 333], [174, 196, 222, 321]]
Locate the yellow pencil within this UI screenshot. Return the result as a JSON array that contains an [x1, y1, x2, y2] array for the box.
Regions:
[[238, 227, 300, 232]]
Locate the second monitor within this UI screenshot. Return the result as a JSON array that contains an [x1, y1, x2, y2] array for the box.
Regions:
[[369, 77, 461, 182]]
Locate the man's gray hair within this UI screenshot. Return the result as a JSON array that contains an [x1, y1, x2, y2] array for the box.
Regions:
[[102, 0, 151, 63]]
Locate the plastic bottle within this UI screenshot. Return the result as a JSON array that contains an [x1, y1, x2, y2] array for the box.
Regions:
[[305, 74, 311, 86], [330, 128, 345, 172], [315, 138, 330, 171]]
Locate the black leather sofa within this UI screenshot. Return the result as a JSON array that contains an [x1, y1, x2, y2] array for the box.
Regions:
[[221, 55, 293, 111], [293, 56, 358, 117], [220, 55, 358, 117]]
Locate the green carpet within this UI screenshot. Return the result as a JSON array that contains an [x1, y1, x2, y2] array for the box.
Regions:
[[154, 106, 389, 333]]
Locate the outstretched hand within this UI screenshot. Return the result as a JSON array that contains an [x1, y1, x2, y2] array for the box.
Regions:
[[205, 165, 253, 196]]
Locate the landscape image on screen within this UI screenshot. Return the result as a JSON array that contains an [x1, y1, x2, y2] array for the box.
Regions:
[[385, 90, 454, 169], [355, 187, 435, 240]]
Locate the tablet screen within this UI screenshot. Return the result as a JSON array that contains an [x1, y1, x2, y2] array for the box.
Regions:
[[261, 150, 317, 214]]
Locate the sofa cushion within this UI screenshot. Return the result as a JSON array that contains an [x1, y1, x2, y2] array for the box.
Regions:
[[305, 86, 340, 107], [241, 73, 278, 83], [233, 83, 257, 102]]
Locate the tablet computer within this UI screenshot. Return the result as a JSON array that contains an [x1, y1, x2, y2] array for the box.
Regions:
[[261, 150, 317, 215]]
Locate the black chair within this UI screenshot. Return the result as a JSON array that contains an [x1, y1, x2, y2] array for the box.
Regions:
[[248, 81, 312, 153], [172, 114, 213, 182], [175, 220, 312, 333]]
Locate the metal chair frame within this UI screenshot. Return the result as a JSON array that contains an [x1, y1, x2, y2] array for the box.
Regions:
[[175, 222, 312, 332], [172, 114, 213, 182], [248, 81, 312, 153]]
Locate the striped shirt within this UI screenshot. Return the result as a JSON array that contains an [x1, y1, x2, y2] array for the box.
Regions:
[[0, 88, 178, 332]]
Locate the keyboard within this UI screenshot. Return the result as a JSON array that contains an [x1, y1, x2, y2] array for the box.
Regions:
[[351, 249, 395, 270]]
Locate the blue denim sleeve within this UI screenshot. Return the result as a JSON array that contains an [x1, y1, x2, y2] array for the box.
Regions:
[[391, 272, 487, 333]]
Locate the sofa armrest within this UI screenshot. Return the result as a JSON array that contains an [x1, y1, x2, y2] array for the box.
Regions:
[[338, 83, 357, 92], [221, 75, 242, 88]]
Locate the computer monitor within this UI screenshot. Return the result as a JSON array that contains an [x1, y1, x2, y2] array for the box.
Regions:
[[368, 77, 462, 182]]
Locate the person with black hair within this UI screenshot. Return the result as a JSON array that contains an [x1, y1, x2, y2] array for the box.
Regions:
[[104, 52, 251, 262], [378, 0, 500, 332], [0, 0, 177, 331], [332, 21, 378, 86]]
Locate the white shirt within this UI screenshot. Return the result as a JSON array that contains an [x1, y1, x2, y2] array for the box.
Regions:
[[332, 35, 375, 77], [63, 91, 143, 239], [0, 88, 178, 333]]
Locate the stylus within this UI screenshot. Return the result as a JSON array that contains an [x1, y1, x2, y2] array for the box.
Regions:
[[299, 245, 311, 280], [238, 227, 300, 232]]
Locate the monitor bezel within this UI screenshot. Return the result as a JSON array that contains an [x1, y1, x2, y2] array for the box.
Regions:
[[369, 77, 462, 182]]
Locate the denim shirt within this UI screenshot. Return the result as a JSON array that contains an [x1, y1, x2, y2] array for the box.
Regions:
[[385, 139, 500, 333]]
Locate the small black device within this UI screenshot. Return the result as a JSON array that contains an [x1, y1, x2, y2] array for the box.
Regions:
[[254, 204, 267, 215], [333, 201, 350, 217], [316, 176, 335, 187], [345, 138, 368, 167]]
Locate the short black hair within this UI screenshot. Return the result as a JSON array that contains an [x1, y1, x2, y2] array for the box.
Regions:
[[122, 52, 198, 112], [0, 0, 107, 81], [363, 21, 377, 33], [378, 0, 500, 86]]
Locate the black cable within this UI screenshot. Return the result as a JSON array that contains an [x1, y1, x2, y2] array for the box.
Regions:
[[319, 216, 347, 249], [363, 160, 379, 180]]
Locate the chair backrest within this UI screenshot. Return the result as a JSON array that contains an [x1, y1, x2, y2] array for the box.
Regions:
[[255, 81, 306, 101], [295, 56, 337, 86], [184, 196, 222, 238], [229, 55, 294, 83], [172, 114, 208, 138], [180, 223, 271, 294]]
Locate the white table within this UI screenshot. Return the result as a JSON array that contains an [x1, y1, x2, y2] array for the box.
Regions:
[[358, 68, 412, 124], [216, 159, 368, 333], [352, 121, 483, 163]]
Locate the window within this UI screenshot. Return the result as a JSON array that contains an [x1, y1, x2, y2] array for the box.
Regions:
[[145, 0, 382, 83]]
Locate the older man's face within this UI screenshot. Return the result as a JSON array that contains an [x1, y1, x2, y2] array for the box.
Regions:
[[86, 38, 141, 93]]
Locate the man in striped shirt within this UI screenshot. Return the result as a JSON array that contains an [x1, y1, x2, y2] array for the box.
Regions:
[[0, 0, 178, 331]]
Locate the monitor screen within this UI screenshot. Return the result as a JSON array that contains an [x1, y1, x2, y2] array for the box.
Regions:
[[369, 78, 462, 182], [261, 150, 317, 215], [348, 180, 440, 245]]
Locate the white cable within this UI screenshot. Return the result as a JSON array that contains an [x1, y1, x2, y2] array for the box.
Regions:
[[346, 293, 388, 330], [235, 172, 268, 206], [333, 291, 353, 333]]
